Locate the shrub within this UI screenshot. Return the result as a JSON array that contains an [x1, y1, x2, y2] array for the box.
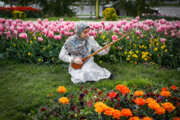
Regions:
[[103, 8, 118, 21]]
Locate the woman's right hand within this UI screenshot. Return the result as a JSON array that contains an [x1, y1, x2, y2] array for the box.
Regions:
[[73, 57, 83, 64]]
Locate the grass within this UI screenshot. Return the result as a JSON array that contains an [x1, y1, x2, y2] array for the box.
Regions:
[[0, 59, 179, 120]]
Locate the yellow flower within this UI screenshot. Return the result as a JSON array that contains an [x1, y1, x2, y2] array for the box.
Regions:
[[28, 52, 31, 56], [33, 37, 36, 40], [59, 97, 69, 104], [13, 43, 16, 47], [149, 44, 151, 47], [134, 61, 137, 64], [129, 42, 132, 44], [47, 45, 50, 48], [43, 48, 46, 51], [30, 41, 33, 43], [52, 57, 55, 61], [127, 57, 130, 61], [142, 55, 146, 59], [144, 58, 148, 61], [154, 47, 158, 51], [136, 50, 139, 54], [165, 49, 168, 52], [38, 58, 42, 62], [137, 36, 140, 39], [132, 35, 134, 38], [156, 43, 159, 46], [132, 54, 138, 58], [129, 51, 133, 55], [102, 35, 106, 40], [124, 51, 127, 55]]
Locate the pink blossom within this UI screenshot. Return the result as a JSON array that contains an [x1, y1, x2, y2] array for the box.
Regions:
[[54, 35, 62, 40], [118, 32, 122, 35], [136, 16, 140, 20], [64, 31, 69, 36], [47, 31, 54, 38], [112, 35, 118, 40], [99, 31, 102, 35], [160, 38, 166, 43], [140, 34, 144, 38], [135, 30, 141, 35], [114, 28, 119, 33], [19, 32, 27, 39], [170, 32, 176, 37], [126, 36, 130, 40], [38, 37, 43, 42]]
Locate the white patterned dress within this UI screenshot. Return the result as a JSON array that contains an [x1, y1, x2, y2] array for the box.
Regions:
[[59, 36, 111, 84]]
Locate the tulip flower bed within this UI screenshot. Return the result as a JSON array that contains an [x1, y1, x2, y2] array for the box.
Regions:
[[31, 84, 179, 120], [0, 7, 42, 18], [141, 13, 180, 21], [0, 17, 180, 68]]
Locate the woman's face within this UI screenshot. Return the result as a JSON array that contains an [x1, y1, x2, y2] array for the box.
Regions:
[[80, 27, 90, 40]]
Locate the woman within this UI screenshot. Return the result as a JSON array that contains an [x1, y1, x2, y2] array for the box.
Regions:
[[59, 22, 114, 84]]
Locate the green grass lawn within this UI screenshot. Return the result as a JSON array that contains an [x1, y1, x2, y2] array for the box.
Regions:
[[0, 59, 179, 120]]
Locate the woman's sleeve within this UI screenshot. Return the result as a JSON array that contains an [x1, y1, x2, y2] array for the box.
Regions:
[[90, 37, 108, 56], [59, 44, 73, 63]]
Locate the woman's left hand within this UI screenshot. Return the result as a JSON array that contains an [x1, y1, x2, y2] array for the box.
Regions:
[[105, 46, 110, 53]]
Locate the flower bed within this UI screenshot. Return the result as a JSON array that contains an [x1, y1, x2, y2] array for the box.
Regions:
[[30, 84, 179, 120], [0, 17, 180, 68], [0, 7, 42, 18]]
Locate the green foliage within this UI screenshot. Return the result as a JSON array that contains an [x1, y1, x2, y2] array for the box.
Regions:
[[103, 8, 118, 21], [0, 59, 179, 119]]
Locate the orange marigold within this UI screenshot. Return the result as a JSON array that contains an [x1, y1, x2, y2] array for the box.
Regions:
[[155, 107, 165, 115], [134, 98, 146, 106], [94, 102, 108, 114], [142, 116, 153, 120], [161, 87, 168, 91], [146, 98, 156, 104], [59, 97, 69, 104], [112, 110, 122, 119], [161, 102, 176, 112], [148, 102, 161, 110], [160, 91, 171, 97], [121, 108, 133, 117], [57, 86, 67, 93], [104, 107, 115, 116], [134, 90, 144, 96], [129, 116, 140, 120], [108, 91, 117, 99], [115, 84, 130, 95], [173, 117, 180, 120], [171, 85, 178, 91]]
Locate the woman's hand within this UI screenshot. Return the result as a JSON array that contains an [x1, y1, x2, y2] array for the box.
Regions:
[[105, 46, 110, 53], [73, 57, 83, 64]]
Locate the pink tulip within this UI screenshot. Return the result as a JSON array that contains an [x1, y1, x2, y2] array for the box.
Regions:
[[140, 34, 144, 38], [126, 36, 130, 40], [47, 31, 54, 38], [38, 37, 43, 42], [112, 35, 118, 40], [160, 38, 166, 43], [114, 28, 119, 33], [19, 32, 27, 39], [99, 31, 102, 35], [54, 35, 62, 40]]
